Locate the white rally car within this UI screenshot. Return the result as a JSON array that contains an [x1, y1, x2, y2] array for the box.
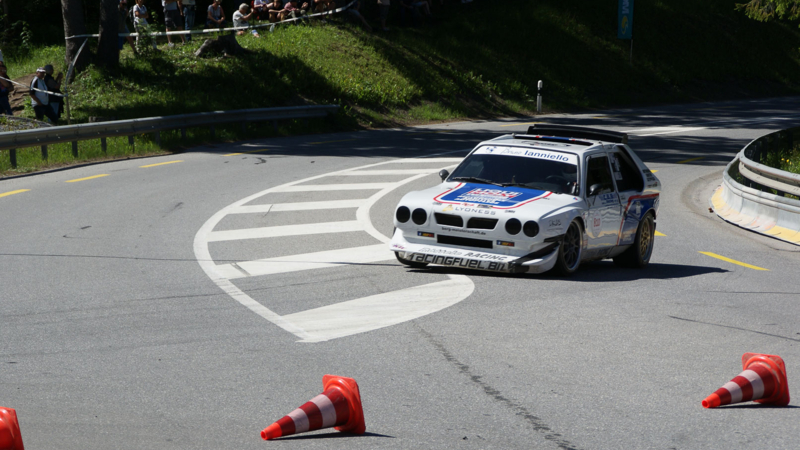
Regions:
[[390, 124, 661, 275]]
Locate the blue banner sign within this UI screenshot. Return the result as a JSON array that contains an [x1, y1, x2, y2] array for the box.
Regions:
[[618, 0, 634, 40]]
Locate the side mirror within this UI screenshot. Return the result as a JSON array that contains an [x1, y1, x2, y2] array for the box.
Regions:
[[439, 169, 450, 182], [588, 183, 602, 196]]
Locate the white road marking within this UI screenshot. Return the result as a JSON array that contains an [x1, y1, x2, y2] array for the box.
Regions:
[[273, 183, 397, 192], [339, 169, 442, 175], [193, 153, 474, 343], [287, 279, 475, 343], [231, 199, 366, 214], [214, 244, 391, 279], [207, 221, 363, 242]]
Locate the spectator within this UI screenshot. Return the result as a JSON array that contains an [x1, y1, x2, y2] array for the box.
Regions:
[[0, 63, 12, 116], [265, 0, 286, 22], [162, 0, 186, 47], [233, 4, 260, 36], [118, 0, 138, 53], [30, 68, 58, 124], [182, 0, 197, 41], [43, 65, 63, 120], [207, 0, 227, 29], [313, 0, 335, 13], [345, 0, 371, 31], [253, 0, 269, 20], [377, 0, 390, 31], [0, 49, 3, 64], [283, 0, 307, 20], [133, 0, 159, 50]]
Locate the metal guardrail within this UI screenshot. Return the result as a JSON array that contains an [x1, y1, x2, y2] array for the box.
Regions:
[[710, 127, 800, 245], [0, 104, 338, 168]]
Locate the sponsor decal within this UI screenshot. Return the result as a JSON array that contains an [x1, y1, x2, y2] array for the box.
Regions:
[[410, 253, 509, 272], [548, 219, 562, 228], [392, 244, 406, 249], [441, 226, 486, 236], [418, 231, 435, 238], [442, 205, 454, 212], [419, 247, 463, 256], [473, 146, 578, 164], [436, 183, 551, 209], [505, 210, 516, 214], [496, 240, 515, 247], [454, 206, 496, 215]]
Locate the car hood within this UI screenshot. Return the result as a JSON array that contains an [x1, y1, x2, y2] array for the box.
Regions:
[[402, 182, 583, 218]]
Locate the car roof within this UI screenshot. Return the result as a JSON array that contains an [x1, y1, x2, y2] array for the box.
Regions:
[[475, 124, 628, 158]]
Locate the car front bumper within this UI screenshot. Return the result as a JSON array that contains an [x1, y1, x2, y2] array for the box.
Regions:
[[390, 239, 559, 274]]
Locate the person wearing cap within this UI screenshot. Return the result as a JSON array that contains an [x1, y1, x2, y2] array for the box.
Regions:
[[118, 0, 138, 53], [43, 65, 64, 120], [30, 68, 58, 124], [233, 4, 259, 36]]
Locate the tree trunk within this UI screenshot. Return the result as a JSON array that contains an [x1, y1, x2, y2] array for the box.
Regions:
[[97, 0, 120, 70], [61, 0, 91, 75], [2, 0, 10, 31]]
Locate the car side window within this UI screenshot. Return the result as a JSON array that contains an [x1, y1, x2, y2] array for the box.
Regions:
[[610, 150, 644, 192], [585, 155, 615, 196]]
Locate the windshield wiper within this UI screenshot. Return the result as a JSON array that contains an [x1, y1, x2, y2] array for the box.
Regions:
[[450, 176, 503, 186], [500, 182, 548, 191]]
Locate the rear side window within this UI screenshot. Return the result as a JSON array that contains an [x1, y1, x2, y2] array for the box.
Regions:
[[610, 150, 644, 192], [585, 155, 614, 195]]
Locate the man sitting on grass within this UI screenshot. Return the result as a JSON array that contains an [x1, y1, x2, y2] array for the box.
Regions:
[[233, 3, 260, 36]]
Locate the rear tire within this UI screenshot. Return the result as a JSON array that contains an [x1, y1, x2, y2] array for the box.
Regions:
[[553, 220, 583, 276], [613, 213, 655, 268], [395, 252, 428, 269]]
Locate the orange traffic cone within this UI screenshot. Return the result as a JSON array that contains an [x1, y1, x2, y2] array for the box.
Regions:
[[702, 353, 790, 408], [261, 375, 366, 440], [0, 406, 24, 450]]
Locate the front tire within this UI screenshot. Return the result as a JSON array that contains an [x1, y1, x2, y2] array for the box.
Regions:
[[395, 252, 428, 269], [613, 213, 655, 268], [554, 220, 583, 276]]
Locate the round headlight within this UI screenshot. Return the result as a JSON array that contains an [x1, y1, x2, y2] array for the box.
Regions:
[[396, 206, 411, 223], [523, 221, 539, 237], [505, 218, 521, 235], [412, 208, 428, 225]]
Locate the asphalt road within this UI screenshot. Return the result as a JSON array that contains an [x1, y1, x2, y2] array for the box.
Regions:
[[2, 97, 800, 449]]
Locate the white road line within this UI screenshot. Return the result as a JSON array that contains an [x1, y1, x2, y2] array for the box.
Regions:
[[339, 169, 441, 175], [207, 221, 363, 242], [273, 183, 397, 192], [231, 199, 366, 214], [386, 157, 464, 163], [636, 127, 707, 136], [194, 154, 475, 342], [286, 279, 475, 343], [214, 244, 391, 279]]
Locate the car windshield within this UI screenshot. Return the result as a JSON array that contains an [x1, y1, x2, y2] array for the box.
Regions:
[[448, 146, 579, 195]]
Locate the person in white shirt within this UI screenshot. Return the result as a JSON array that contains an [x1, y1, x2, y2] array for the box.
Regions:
[[233, 4, 260, 37], [134, 0, 159, 49], [30, 68, 58, 123]]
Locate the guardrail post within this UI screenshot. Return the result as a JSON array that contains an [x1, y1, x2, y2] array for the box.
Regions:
[[210, 125, 215, 139], [154, 131, 161, 147], [181, 128, 186, 140], [41, 145, 48, 161], [101, 137, 107, 154], [128, 135, 134, 149], [9, 149, 16, 168], [72, 141, 78, 157], [273, 120, 278, 132], [241, 121, 247, 133]]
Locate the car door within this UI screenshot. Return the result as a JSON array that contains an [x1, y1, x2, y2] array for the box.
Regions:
[[583, 153, 623, 257], [610, 146, 655, 246]]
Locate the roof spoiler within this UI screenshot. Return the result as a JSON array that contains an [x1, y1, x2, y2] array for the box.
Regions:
[[525, 124, 628, 144]]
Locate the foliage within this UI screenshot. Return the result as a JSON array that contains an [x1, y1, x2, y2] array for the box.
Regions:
[[736, 0, 800, 22]]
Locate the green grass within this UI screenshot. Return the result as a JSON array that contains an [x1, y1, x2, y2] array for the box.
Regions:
[[4, 0, 800, 176]]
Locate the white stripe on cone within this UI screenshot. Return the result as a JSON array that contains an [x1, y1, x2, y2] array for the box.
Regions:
[[287, 408, 310, 433], [311, 394, 337, 428], [742, 369, 765, 400]]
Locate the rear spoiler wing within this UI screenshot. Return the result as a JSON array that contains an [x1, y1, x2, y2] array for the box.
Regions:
[[524, 124, 628, 144]]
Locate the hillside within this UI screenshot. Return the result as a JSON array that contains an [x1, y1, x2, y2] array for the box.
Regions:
[[5, 0, 800, 127]]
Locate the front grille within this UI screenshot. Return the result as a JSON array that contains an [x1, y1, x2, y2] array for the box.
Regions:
[[437, 234, 493, 249], [466, 218, 498, 230], [435, 213, 464, 227]]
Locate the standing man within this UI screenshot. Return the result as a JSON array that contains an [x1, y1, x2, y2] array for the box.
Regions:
[[30, 68, 58, 124], [182, 0, 196, 41], [162, 0, 186, 47], [43, 65, 63, 120]]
